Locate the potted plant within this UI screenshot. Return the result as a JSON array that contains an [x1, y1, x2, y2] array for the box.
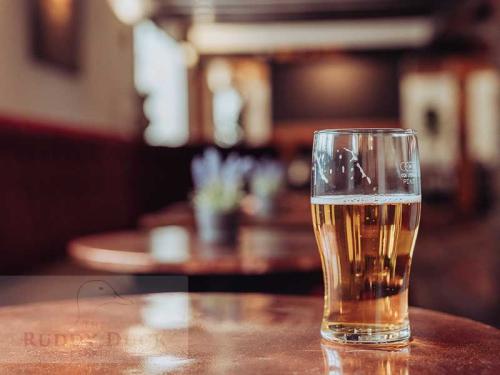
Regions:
[[191, 148, 252, 245], [249, 160, 285, 218]]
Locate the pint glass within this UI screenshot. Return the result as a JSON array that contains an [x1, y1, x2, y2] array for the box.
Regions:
[[311, 129, 421, 345]]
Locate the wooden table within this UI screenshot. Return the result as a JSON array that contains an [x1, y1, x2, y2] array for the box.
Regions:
[[68, 226, 320, 275], [0, 293, 497, 374]]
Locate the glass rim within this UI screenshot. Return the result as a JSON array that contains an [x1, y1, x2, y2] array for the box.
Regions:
[[314, 128, 416, 135]]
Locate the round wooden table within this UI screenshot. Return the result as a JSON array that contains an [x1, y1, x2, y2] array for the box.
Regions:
[[68, 226, 320, 275], [0, 293, 497, 374]]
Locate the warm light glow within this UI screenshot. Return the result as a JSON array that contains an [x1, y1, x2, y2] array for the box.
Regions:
[[180, 41, 199, 68], [107, 0, 149, 25], [141, 294, 190, 329], [206, 59, 243, 147], [188, 18, 435, 53], [135, 21, 189, 146], [42, 0, 72, 28], [206, 59, 232, 92], [143, 356, 193, 373]]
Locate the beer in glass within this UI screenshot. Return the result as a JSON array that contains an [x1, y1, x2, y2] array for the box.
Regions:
[[311, 129, 421, 345]]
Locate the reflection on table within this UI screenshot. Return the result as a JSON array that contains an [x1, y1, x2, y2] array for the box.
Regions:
[[68, 225, 319, 275], [0, 293, 497, 374]]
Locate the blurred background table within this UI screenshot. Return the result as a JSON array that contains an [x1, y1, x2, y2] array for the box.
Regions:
[[0, 293, 497, 374], [68, 226, 321, 293], [138, 192, 312, 229]]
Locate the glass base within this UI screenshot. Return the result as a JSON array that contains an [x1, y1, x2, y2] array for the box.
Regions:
[[321, 324, 410, 346]]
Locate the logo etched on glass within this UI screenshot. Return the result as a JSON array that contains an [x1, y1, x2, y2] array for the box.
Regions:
[[400, 162, 417, 184]]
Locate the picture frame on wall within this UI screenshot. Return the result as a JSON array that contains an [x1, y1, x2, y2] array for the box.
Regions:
[[30, 0, 81, 72], [400, 72, 460, 169]]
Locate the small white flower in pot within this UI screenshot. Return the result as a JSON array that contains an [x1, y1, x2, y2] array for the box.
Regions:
[[191, 148, 252, 245], [249, 160, 285, 218]]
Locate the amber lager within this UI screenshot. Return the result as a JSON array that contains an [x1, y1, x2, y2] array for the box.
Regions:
[[311, 194, 421, 344], [312, 128, 420, 344]]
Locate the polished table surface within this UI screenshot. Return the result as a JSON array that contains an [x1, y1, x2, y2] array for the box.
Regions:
[[0, 293, 497, 374], [68, 226, 320, 274]]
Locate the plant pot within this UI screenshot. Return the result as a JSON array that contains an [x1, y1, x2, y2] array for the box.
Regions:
[[194, 209, 239, 245]]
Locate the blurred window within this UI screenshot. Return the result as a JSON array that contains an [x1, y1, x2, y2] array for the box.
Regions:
[[206, 58, 272, 147], [207, 59, 243, 147], [134, 21, 189, 146]]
